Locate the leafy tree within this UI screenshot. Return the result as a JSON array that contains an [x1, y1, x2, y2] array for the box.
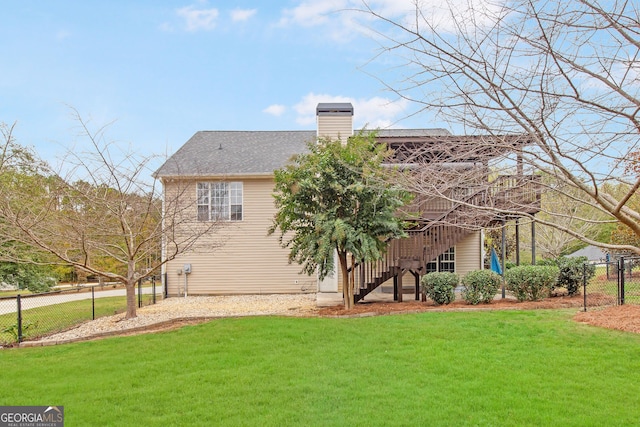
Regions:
[[0, 123, 59, 292], [0, 262, 56, 293], [610, 224, 640, 253], [270, 132, 411, 309], [361, 0, 640, 256]]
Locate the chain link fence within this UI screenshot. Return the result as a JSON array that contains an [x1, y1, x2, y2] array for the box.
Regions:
[[583, 257, 640, 310], [0, 278, 163, 346]]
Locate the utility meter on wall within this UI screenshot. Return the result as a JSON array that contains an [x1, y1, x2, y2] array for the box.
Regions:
[[183, 264, 192, 274]]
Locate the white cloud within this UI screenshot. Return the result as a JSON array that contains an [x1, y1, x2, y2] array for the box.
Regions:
[[231, 8, 257, 22], [276, 0, 424, 30], [277, 0, 365, 42], [263, 104, 286, 116], [177, 5, 219, 32], [293, 93, 410, 128], [278, 0, 348, 28], [355, 96, 410, 129], [277, 0, 505, 39]]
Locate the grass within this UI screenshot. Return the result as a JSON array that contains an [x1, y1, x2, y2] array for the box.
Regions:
[[0, 289, 34, 297], [588, 265, 640, 304], [0, 296, 129, 344], [0, 285, 162, 344], [1, 309, 640, 426]]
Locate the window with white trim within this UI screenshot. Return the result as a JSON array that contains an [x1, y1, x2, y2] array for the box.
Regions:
[[426, 247, 455, 273], [197, 182, 243, 221]]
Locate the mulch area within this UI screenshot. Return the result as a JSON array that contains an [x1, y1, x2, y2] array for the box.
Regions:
[[574, 305, 640, 334], [319, 295, 640, 334], [318, 294, 587, 316]]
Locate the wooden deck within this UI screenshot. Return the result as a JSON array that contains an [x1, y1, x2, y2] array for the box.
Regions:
[[349, 174, 541, 303]]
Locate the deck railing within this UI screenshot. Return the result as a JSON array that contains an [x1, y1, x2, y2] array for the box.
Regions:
[[406, 174, 541, 219]]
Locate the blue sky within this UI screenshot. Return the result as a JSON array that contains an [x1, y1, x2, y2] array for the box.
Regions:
[[2, 1, 444, 165]]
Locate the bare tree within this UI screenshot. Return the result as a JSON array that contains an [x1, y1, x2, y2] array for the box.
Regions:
[[533, 178, 607, 257], [361, 0, 640, 255], [0, 113, 223, 319]]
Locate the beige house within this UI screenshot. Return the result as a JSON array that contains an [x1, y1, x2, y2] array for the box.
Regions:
[[155, 103, 540, 302]]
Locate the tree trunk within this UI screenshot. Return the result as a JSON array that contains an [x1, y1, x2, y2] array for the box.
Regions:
[[125, 258, 137, 319], [337, 251, 353, 309], [125, 281, 137, 319], [349, 254, 356, 307]]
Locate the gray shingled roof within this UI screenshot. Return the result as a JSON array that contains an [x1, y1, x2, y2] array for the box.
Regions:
[[567, 245, 608, 261], [154, 131, 316, 177], [154, 128, 452, 178]]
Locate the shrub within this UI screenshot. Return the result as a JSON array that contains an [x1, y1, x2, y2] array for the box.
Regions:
[[556, 256, 596, 296], [536, 258, 556, 267], [2, 321, 35, 343], [461, 270, 502, 305], [505, 261, 518, 270], [504, 265, 559, 302], [422, 272, 458, 305]]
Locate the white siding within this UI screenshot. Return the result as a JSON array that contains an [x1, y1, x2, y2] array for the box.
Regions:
[[164, 178, 317, 296], [455, 231, 482, 278]]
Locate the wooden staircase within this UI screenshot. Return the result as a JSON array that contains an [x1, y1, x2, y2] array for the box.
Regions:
[[350, 174, 542, 303], [352, 223, 473, 303]]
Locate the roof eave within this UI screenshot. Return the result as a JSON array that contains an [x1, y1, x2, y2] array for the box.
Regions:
[[157, 172, 275, 181]]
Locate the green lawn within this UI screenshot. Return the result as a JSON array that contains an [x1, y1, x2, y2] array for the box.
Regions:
[[1, 309, 640, 426], [589, 265, 640, 304]]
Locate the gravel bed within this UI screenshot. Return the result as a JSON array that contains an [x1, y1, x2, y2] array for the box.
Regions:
[[28, 294, 318, 345]]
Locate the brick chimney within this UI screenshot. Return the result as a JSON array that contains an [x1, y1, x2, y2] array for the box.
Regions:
[[316, 103, 353, 144]]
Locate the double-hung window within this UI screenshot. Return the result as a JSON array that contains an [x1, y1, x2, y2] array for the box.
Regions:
[[197, 182, 243, 221], [426, 247, 455, 273]]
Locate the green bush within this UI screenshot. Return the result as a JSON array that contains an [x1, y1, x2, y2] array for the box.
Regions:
[[461, 270, 502, 305], [556, 256, 596, 296], [422, 272, 458, 305], [505, 261, 518, 270], [504, 265, 559, 302], [0, 262, 56, 293]]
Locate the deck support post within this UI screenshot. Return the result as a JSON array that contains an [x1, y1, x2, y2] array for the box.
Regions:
[[411, 271, 421, 301], [393, 275, 398, 301], [501, 220, 506, 299], [515, 218, 520, 266], [531, 216, 536, 265]]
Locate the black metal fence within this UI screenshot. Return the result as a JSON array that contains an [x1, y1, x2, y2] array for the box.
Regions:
[[583, 257, 640, 311], [0, 279, 163, 346]]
